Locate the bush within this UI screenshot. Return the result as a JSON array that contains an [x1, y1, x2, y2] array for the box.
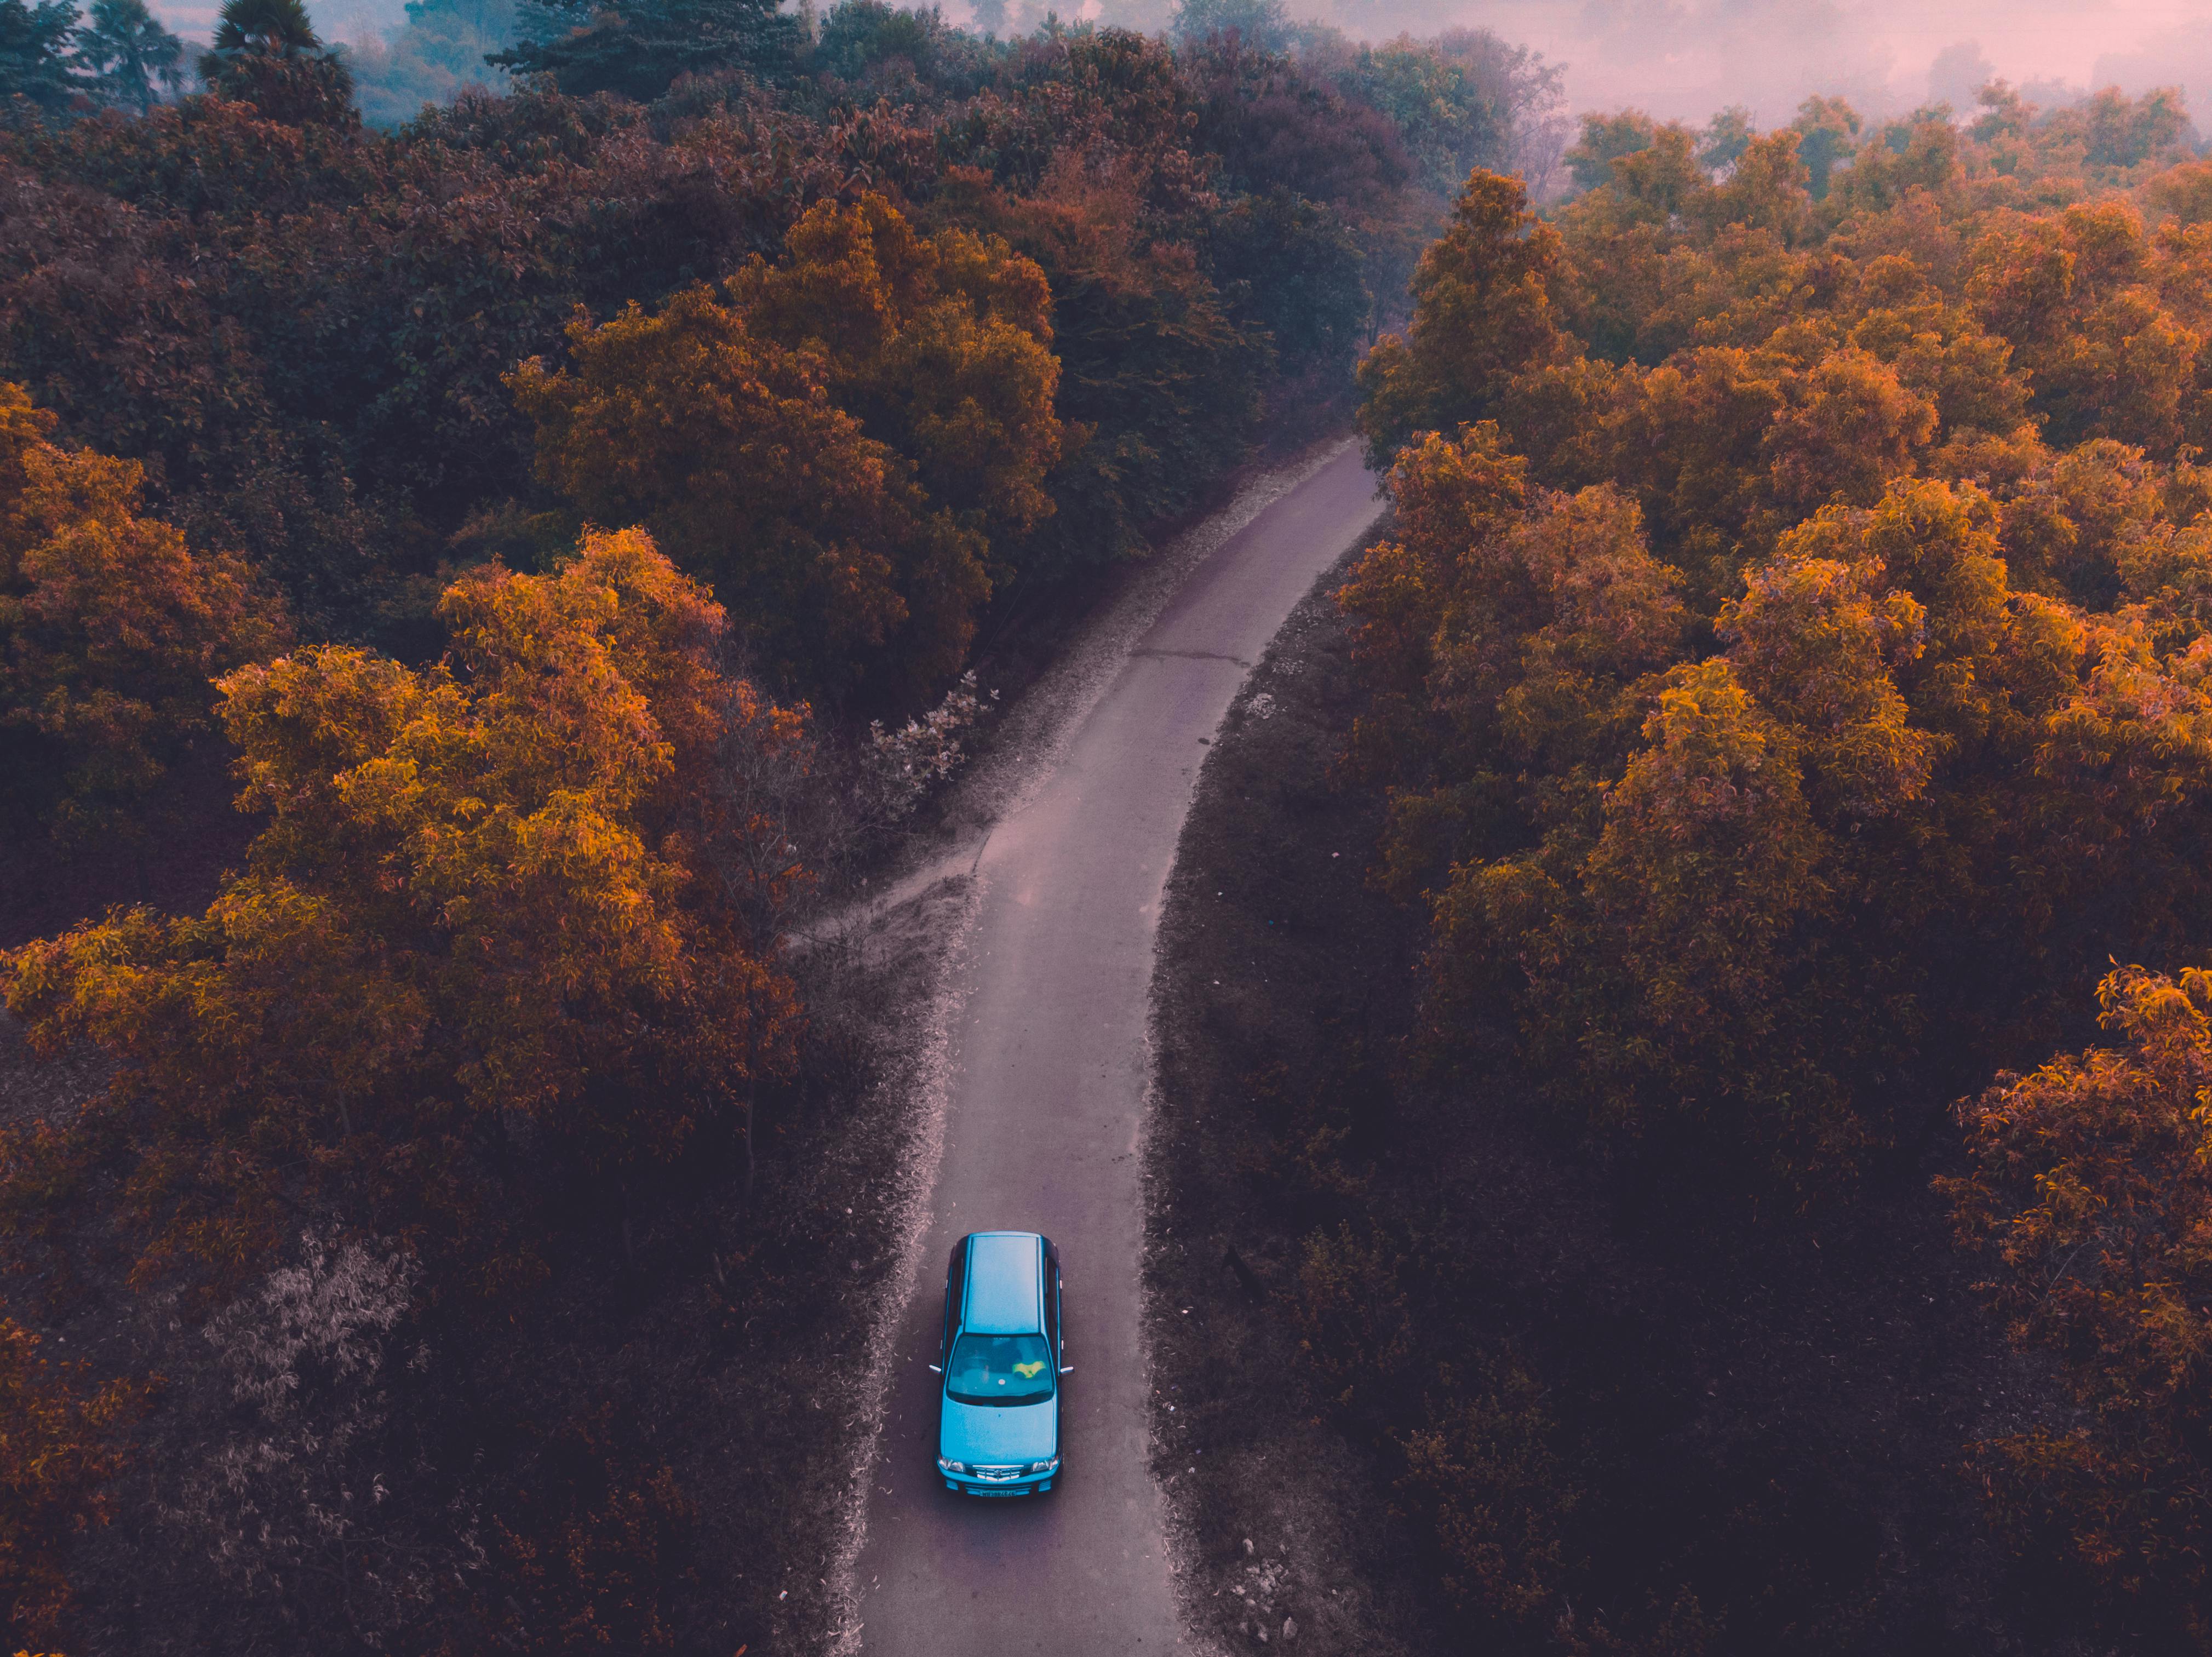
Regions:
[[1283, 1223, 1413, 1417], [0, 382, 289, 842], [1395, 1353, 1576, 1633], [1944, 964, 2212, 1626], [0, 1316, 151, 1645], [170, 1232, 479, 1645]]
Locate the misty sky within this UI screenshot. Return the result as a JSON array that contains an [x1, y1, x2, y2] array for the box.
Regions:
[[155, 0, 2212, 137]]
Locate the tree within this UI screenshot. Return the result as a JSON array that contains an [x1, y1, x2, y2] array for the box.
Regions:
[[727, 192, 1065, 547], [1168, 0, 1292, 53], [1698, 105, 1753, 175], [170, 1234, 473, 1644], [2147, 158, 2212, 229], [1355, 168, 1566, 463], [0, 1317, 151, 1645], [0, 382, 290, 844], [198, 0, 357, 125], [809, 0, 996, 102], [2081, 84, 2191, 170], [4, 529, 805, 1298], [521, 192, 1062, 700], [1944, 964, 2212, 1618], [512, 289, 981, 702], [1326, 31, 1552, 200], [1762, 347, 1937, 513], [491, 0, 799, 100], [71, 0, 182, 112], [0, 0, 79, 114], [1562, 107, 1655, 193], [1525, 657, 1856, 1189], [1789, 94, 1859, 200]]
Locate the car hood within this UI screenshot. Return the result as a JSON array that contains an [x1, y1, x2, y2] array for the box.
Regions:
[[938, 1395, 1057, 1465]]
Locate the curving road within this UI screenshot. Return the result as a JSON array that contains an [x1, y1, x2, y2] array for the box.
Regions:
[[850, 443, 1382, 1654]]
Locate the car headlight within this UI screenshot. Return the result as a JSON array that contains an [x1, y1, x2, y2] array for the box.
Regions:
[[937, 1459, 967, 1473], [1027, 1458, 1060, 1474]]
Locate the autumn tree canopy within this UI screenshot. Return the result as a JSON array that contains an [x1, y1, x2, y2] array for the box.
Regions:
[[1344, 85, 2212, 1634], [1945, 964, 2212, 1608], [5, 529, 804, 1298], [0, 382, 288, 842], [512, 193, 1063, 704]]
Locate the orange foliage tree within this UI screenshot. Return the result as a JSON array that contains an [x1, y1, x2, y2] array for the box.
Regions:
[[1944, 964, 2212, 1620], [0, 1317, 151, 1644], [513, 193, 1063, 706], [0, 383, 289, 841], [1355, 170, 1567, 465], [729, 192, 1065, 543], [4, 529, 804, 1299]]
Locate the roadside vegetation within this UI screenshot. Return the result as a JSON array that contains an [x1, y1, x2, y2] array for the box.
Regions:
[[1152, 78, 2212, 1657], [0, 0, 1564, 1648]]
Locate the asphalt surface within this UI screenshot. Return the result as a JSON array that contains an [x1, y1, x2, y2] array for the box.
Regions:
[[850, 443, 1383, 1654]]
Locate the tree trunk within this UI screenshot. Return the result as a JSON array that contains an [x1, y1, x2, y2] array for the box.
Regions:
[[740, 1094, 757, 1221]]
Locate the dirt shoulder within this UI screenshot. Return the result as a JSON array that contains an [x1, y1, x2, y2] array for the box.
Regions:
[[1143, 548, 1439, 1656], [1143, 551, 2079, 1654]]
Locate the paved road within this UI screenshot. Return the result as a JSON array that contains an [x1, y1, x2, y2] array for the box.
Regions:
[[851, 444, 1381, 1654]]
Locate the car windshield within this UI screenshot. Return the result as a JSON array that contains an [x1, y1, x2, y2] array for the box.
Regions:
[[946, 1332, 1055, 1407]]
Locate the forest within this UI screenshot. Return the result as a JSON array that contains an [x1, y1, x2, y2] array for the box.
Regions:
[[0, 0, 1551, 1648], [4, 0, 2212, 1647], [1255, 74, 2212, 1656]]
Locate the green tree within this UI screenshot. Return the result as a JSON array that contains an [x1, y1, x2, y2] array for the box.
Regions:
[[1562, 107, 1655, 193], [0, 0, 80, 114], [1789, 93, 1859, 200], [491, 0, 798, 100], [71, 0, 181, 111], [1698, 104, 1753, 174], [2081, 84, 2190, 169], [1169, 0, 1292, 52]]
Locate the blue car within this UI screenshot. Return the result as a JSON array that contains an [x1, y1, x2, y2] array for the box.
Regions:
[[930, 1230, 1068, 1495]]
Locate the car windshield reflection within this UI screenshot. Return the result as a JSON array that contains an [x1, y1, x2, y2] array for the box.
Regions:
[[946, 1332, 1056, 1406]]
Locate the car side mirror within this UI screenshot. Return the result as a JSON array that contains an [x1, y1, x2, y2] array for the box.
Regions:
[[927, 1363, 943, 1374]]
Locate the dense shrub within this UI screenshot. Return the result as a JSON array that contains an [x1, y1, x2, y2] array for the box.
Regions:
[[0, 381, 288, 842], [1945, 965, 2212, 1629], [0, 1317, 151, 1644]]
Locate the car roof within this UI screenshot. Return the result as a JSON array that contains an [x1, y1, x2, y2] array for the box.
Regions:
[[962, 1232, 1042, 1334]]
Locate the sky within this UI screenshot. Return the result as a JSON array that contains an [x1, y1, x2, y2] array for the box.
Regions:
[[1300, 0, 2212, 131], [156, 0, 2212, 139]]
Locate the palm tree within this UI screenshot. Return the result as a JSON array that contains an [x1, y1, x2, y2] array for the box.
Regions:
[[198, 0, 357, 125], [72, 0, 184, 112], [199, 0, 320, 73]]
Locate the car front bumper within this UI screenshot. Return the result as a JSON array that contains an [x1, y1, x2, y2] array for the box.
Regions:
[[939, 1460, 1057, 1496]]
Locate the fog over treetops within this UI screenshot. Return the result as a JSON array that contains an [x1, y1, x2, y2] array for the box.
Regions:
[[167, 0, 2208, 139], [1309, 0, 2212, 130]]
